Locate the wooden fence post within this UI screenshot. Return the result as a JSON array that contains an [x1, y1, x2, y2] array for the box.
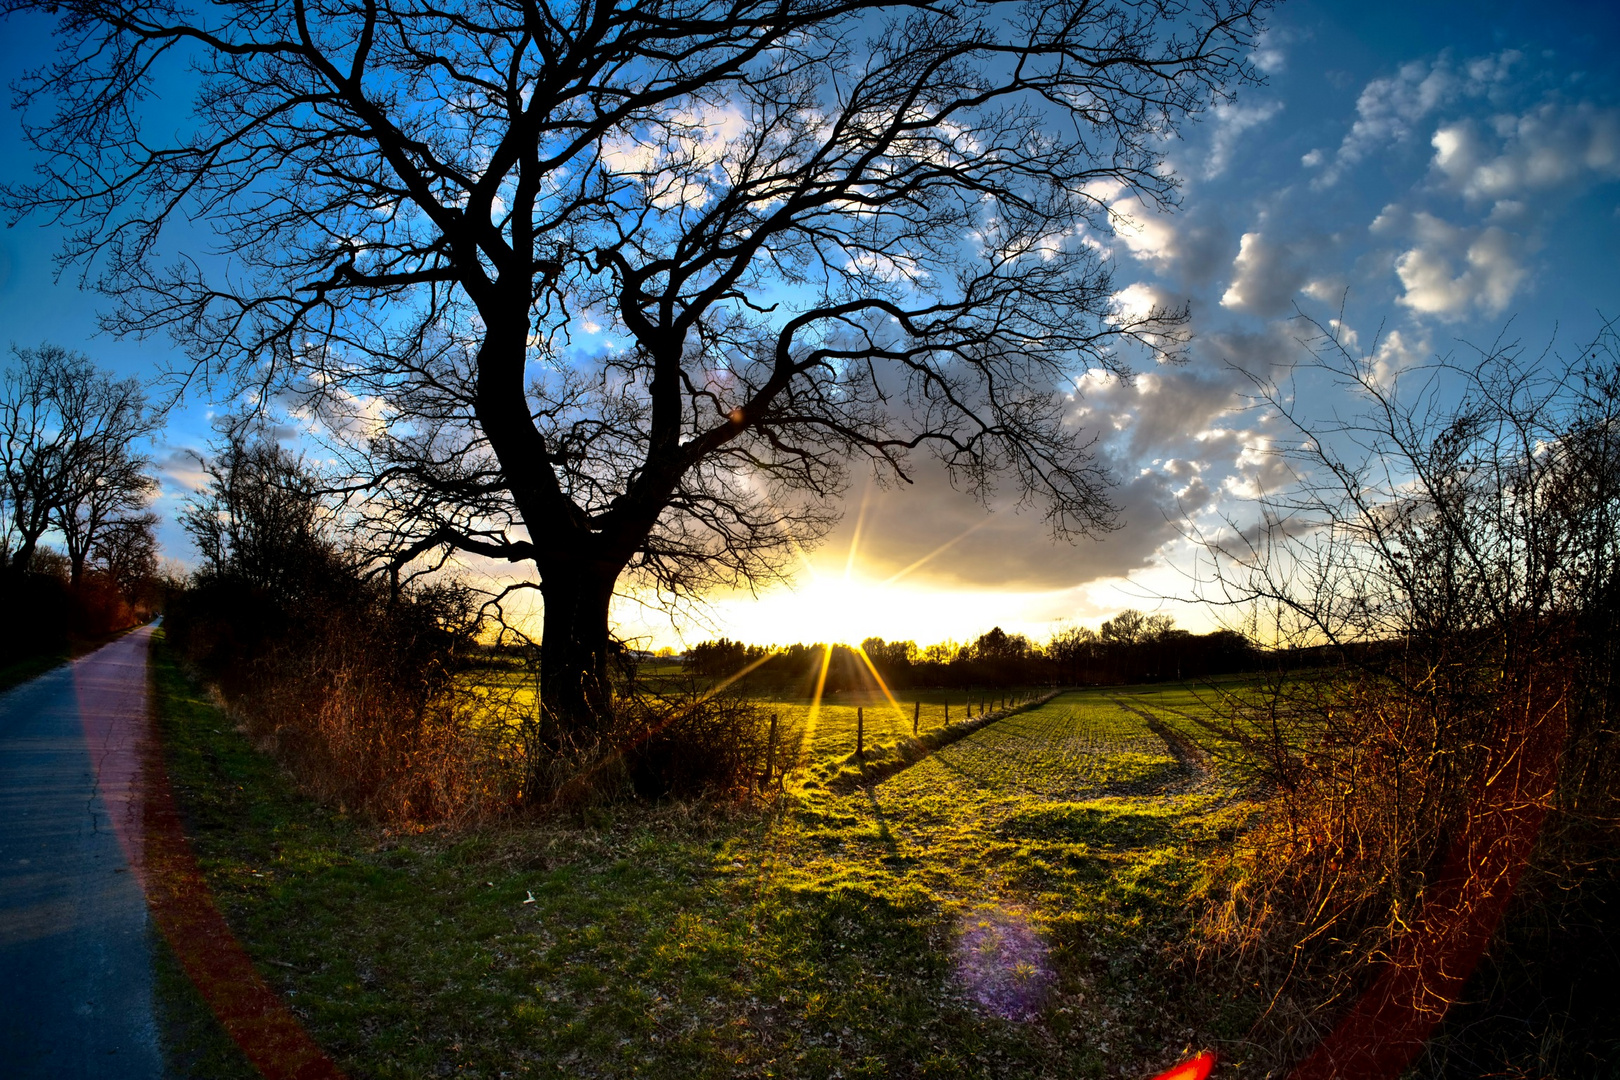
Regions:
[[913, 700, 920, 734], [762, 713, 778, 792], [856, 706, 864, 758]]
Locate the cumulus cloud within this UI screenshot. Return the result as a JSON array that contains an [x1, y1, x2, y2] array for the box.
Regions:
[[1220, 430, 1297, 501], [1368, 327, 1430, 385], [1110, 281, 1178, 327], [1220, 231, 1314, 316], [1069, 322, 1298, 471], [1314, 50, 1521, 187], [599, 103, 751, 209], [1431, 102, 1620, 201], [1377, 209, 1530, 318], [1302, 276, 1348, 303], [1101, 189, 1234, 287], [809, 329, 1303, 592], [1107, 193, 1180, 265]]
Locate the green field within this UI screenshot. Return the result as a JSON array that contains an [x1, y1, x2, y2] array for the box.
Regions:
[[157, 649, 1269, 1079]]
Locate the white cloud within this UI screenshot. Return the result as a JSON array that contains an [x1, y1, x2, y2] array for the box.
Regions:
[[1252, 29, 1289, 75], [1302, 277, 1346, 303], [599, 103, 752, 210], [1368, 328, 1429, 385], [1110, 281, 1172, 325], [1107, 194, 1179, 264], [846, 250, 924, 284], [1329, 318, 1359, 350], [1431, 103, 1620, 201], [1223, 430, 1295, 500], [1220, 231, 1312, 316], [1204, 99, 1285, 179], [1391, 212, 1528, 318], [1317, 50, 1522, 187]]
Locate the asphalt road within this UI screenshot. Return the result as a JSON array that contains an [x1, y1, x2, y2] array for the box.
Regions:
[[0, 624, 165, 1079]]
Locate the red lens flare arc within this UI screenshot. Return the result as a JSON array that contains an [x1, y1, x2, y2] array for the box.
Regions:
[[73, 629, 347, 1080], [1150, 1051, 1216, 1080]]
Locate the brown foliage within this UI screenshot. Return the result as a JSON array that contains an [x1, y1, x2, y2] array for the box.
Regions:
[[1194, 319, 1620, 1075]]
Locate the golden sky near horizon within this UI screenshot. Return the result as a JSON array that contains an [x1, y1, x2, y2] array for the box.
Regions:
[[604, 473, 1221, 652]]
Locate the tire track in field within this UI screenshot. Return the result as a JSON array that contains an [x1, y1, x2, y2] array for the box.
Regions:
[[1107, 697, 1215, 792], [1120, 694, 1236, 742], [830, 691, 1063, 792], [887, 697, 1178, 802], [1119, 693, 1273, 767]]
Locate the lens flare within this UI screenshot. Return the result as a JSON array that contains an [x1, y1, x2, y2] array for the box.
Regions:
[[878, 518, 992, 587], [795, 643, 836, 775], [1149, 1052, 1216, 1080], [952, 907, 1052, 1022], [851, 644, 911, 725]]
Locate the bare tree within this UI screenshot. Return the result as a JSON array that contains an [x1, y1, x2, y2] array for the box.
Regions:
[[91, 510, 160, 596], [3, 0, 1270, 733], [1046, 621, 1097, 683], [0, 344, 159, 579], [58, 418, 159, 586], [180, 435, 334, 599], [0, 350, 60, 568]]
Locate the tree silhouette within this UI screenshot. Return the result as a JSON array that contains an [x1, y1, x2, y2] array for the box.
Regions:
[[0, 345, 158, 580], [4, 0, 1268, 734]]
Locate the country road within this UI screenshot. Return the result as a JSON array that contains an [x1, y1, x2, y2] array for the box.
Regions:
[[0, 623, 164, 1078]]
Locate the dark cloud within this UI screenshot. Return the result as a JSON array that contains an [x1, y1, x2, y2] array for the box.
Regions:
[[818, 457, 1208, 591]]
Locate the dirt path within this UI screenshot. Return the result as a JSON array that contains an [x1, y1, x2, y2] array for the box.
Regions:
[[0, 625, 165, 1078]]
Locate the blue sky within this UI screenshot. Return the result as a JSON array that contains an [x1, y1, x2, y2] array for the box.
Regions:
[[2, 0, 1617, 647]]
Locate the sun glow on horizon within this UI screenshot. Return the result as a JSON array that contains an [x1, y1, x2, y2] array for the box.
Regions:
[[510, 484, 1227, 652]]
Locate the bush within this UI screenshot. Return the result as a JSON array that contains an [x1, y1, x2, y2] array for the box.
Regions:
[[167, 554, 501, 820], [168, 437, 502, 821], [0, 548, 147, 664], [614, 687, 790, 801], [172, 435, 809, 821]]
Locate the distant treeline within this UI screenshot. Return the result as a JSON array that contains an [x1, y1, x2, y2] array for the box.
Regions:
[[681, 610, 1262, 693]]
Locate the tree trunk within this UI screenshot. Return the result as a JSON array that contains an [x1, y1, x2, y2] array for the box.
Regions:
[[537, 562, 619, 742]]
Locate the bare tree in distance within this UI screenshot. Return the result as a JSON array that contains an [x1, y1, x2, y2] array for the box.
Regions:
[[59, 424, 159, 586], [92, 510, 161, 596], [180, 435, 335, 600], [3, 0, 1271, 735], [0, 344, 160, 579]]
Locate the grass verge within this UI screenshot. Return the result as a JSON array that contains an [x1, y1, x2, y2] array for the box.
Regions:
[[0, 648, 71, 695]]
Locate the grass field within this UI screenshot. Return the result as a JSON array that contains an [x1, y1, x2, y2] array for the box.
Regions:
[[156, 644, 1268, 1079]]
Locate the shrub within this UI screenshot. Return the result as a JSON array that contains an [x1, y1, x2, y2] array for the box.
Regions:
[[614, 687, 791, 801], [168, 437, 500, 821]]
